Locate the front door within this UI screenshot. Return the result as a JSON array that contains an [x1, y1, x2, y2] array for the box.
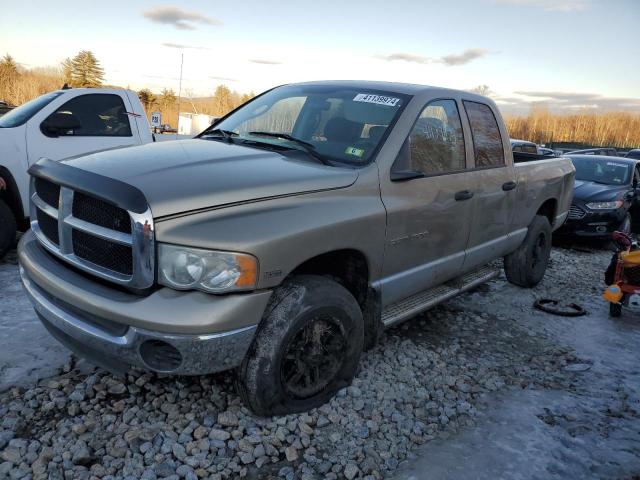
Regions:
[[378, 98, 476, 306], [26, 92, 139, 165]]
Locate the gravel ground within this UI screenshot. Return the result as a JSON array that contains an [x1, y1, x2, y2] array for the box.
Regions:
[[1, 245, 639, 479]]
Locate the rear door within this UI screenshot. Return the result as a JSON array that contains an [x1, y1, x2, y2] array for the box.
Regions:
[[26, 91, 139, 165], [378, 97, 476, 305], [460, 100, 516, 271]]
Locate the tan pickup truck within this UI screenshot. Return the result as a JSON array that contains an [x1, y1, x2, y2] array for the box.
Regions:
[[18, 81, 575, 415]]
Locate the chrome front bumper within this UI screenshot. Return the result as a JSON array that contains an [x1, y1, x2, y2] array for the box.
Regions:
[[18, 231, 271, 375]]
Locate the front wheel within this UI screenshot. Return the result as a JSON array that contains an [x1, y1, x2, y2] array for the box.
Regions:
[[504, 215, 552, 288], [236, 275, 364, 416]]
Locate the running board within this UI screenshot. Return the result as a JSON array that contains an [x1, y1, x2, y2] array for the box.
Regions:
[[381, 266, 500, 327]]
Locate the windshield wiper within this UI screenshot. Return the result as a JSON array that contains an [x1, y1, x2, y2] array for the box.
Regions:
[[200, 129, 239, 143], [248, 131, 331, 165]]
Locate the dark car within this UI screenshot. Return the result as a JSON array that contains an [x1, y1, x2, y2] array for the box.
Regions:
[[567, 147, 619, 157], [556, 155, 640, 237], [625, 149, 640, 160]]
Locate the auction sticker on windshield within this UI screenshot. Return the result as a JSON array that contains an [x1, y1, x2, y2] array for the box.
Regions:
[[353, 93, 401, 107]]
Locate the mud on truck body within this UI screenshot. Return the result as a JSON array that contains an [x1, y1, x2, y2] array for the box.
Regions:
[[18, 81, 575, 415]]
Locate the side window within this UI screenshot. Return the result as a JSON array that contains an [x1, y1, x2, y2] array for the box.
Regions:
[[41, 94, 132, 137], [463, 101, 505, 168], [406, 99, 466, 175]]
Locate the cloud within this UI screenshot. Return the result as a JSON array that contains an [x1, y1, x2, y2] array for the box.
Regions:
[[210, 76, 238, 82], [162, 42, 210, 50], [376, 48, 490, 66], [142, 6, 222, 30], [495, 90, 640, 115], [441, 48, 490, 66], [495, 0, 589, 11], [249, 59, 282, 65], [378, 53, 430, 64]]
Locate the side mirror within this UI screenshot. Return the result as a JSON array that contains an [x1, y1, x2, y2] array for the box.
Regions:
[[41, 112, 81, 137], [625, 190, 636, 200]]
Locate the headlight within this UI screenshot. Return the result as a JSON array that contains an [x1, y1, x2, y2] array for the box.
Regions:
[[158, 244, 257, 293], [586, 201, 623, 210]]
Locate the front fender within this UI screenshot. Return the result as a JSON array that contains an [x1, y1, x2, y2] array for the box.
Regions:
[[154, 169, 386, 290]]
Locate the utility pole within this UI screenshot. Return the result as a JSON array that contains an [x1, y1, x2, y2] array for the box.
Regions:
[[177, 53, 183, 129]]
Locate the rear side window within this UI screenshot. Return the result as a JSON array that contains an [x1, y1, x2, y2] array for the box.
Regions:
[[407, 99, 466, 175], [464, 101, 505, 168], [41, 94, 132, 137]]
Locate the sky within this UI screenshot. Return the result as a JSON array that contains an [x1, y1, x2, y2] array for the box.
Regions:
[[1, 0, 639, 115]]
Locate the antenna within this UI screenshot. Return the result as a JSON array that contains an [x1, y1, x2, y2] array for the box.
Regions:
[[177, 53, 184, 127]]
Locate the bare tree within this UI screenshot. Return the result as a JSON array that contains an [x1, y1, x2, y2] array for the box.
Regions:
[[469, 85, 492, 96], [61, 57, 73, 86]]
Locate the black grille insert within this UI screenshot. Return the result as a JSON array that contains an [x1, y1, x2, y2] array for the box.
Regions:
[[72, 230, 133, 276], [37, 209, 59, 245], [72, 192, 131, 234], [34, 178, 60, 208]]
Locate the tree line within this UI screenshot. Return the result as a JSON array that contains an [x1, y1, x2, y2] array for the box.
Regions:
[[1, 54, 638, 147], [506, 107, 640, 149], [138, 85, 255, 128], [0, 51, 254, 128]]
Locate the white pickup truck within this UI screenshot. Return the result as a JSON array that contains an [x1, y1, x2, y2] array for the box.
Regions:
[[0, 88, 178, 257]]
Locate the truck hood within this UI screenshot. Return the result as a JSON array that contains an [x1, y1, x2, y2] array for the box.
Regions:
[[65, 139, 358, 218]]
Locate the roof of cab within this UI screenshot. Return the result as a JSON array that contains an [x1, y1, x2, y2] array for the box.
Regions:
[[286, 80, 485, 99]]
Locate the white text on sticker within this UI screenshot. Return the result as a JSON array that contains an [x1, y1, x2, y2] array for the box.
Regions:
[[353, 93, 400, 107]]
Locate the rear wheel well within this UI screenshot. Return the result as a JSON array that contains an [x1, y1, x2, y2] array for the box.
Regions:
[[289, 249, 381, 348], [536, 199, 557, 227]]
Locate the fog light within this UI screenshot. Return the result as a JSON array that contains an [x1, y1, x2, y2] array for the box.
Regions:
[[139, 340, 182, 372], [596, 226, 607, 233]]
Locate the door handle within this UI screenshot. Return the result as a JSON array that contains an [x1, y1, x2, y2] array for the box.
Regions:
[[455, 190, 474, 201], [502, 181, 517, 191]]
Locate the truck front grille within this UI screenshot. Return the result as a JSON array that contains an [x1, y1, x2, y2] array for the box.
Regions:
[[36, 208, 59, 246], [72, 230, 133, 276], [568, 205, 586, 220], [34, 177, 60, 208], [30, 176, 154, 289], [72, 192, 132, 234]]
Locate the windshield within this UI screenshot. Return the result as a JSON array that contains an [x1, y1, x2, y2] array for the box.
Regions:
[[571, 157, 632, 185], [205, 85, 410, 165], [0, 92, 63, 128]]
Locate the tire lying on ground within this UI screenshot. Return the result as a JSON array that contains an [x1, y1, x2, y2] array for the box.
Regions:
[[504, 214, 552, 288], [237, 275, 364, 416], [0, 198, 16, 259]]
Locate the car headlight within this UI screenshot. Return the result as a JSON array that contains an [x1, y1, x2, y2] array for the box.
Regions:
[[158, 244, 257, 293], [586, 201, 623, 210]]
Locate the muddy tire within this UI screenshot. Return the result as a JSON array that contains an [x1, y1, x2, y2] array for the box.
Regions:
[[504, 215, 552, 288], [236, 275, 364, 416], [0, 199, 16, 259]]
